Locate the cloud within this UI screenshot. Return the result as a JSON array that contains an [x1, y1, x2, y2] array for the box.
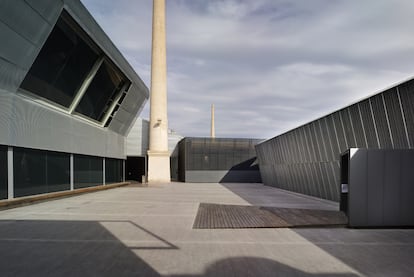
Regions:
[[81, 0, 414, 139]]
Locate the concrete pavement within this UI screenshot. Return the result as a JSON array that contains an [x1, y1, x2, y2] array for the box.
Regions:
[[0, 182, 413, 276]]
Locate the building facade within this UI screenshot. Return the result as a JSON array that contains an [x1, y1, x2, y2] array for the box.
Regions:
[[178, 137, 262, 183], [0, 0, 149, 199], [256, 78, 414, 202]]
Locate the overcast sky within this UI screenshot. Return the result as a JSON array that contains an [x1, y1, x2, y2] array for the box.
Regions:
[[81, 0, 414, 139]]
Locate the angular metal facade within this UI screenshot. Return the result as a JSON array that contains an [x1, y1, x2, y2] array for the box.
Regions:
[[256, 78, 414, 201]]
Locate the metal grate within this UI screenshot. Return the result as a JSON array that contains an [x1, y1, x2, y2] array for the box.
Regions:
[[193, 203, 348, 229]]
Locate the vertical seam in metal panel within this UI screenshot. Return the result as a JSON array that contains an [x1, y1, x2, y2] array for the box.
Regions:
[[397, 86, 411, 148], [70, 154, 74, 191], [381, 93, 394, 148], [318, 120, 332, 198], [331, 115, 341, 154], [312, 122, 325, 198], [347, 108, 358, 147], [324, 117, 335, 160], [339, 112, 348, 149], [312, 123, 322, 161], [357, 104, 369, 148], [318, 120, 328, 161], [369, 98, 381, 148], [7, 147, 14, 199]]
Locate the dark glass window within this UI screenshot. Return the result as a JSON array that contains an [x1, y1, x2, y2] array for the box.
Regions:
[[75, 60, 126, 121], [20, 11, 99, 108], [74, 155, 103, 188], [14, 148, 70, 197], [0, 146, 7, 199], [105, 158, 123, 184]]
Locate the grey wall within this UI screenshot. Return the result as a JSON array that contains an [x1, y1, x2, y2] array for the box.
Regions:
[[256, 78, 414, 201], [179, 137, 262, 183], [346, 149, 414, 227], [0, 0, 148, 159]]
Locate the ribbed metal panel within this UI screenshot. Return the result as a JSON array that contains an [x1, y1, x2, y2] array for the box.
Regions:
[[340, 108, 356, 148], [348, 104, 367, 147], [383, 88, 409, 148], [398, 81, 414, 148], [326, 115, 341, 155], [358, 100, 379, 148], [370, 94, 393, 148], [257, 78, 414, 202], [332, 112, 347, 153]]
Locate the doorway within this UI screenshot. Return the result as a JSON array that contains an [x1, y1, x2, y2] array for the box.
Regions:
[[125, 156, 146, 182]]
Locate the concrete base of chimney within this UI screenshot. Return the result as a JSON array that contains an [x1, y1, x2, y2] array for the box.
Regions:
[[147, 150, 171, 183]]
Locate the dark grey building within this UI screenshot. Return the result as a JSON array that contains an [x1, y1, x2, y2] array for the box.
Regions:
[[178, 137, 262, 183], [0, 0, 148, 199], [256, 78, 414, 201]]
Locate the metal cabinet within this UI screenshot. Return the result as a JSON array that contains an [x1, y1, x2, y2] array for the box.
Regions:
[[341, 148, 414, 227]]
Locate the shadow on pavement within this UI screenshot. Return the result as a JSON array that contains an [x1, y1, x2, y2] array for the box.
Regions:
[[0, 220, 165, 276], [172, 257, 358, 277]]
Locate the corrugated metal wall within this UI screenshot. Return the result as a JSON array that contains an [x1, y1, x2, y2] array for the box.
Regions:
[[256, 78, 414, 201]]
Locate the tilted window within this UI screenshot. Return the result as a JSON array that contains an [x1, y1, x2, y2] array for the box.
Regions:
[[19, 10, 130, 125]]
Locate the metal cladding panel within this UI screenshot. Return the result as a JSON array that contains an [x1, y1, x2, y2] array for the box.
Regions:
[[348, 149, 368, 226], [0, 0, 52, 46], [348, 104, 367, 147], [0, 59, 27, 93], [383, 88, 409, 148], [320, 118, 334, 161], [340, 109, 356, 148], [326, 115, 340, 156], [399, 81, 414, 147], [367, 151, 385, 226], [310, 123, 322, 161], [0, 92, 125, 159], [370, 94, 393, 148], [358, 100, 379, 148], [401, 152, 414, 224], [126, 118, 149, 157], [316, 120, 328, 161], [332, 112, 347, 153], [25, 0, 63, 23], [0, 21, 37, 70], [346, 149, 414, 227], [383, 151, 402, 225]]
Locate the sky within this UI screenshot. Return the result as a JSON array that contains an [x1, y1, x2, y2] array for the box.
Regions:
[[81, 0, 414, 139]]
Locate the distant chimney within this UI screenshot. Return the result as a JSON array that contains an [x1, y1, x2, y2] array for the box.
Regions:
[[211, 104, 215, 138]]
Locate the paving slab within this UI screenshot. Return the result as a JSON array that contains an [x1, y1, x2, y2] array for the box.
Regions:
[[0, 182, 413, 276]]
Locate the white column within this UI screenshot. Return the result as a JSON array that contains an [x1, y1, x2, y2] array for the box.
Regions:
[[147, 0, 170, 183], [7, 147, 13, 199]]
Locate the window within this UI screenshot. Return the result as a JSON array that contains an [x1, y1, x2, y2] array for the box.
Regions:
[[20, 11, 99, 108], [105, 158, 123, 184], [13, 148, 70, 197], [75, 60, 127, 121], [19, 10, 130, 125], [74, 155, 103, 188]]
